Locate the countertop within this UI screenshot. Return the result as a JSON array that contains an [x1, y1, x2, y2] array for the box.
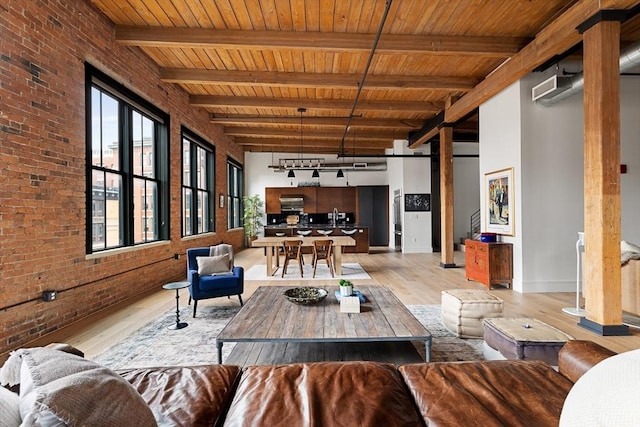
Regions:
[[264, 224, 366, 229]]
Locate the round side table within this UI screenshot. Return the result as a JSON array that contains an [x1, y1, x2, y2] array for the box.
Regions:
[[163, 281, 190, 330]]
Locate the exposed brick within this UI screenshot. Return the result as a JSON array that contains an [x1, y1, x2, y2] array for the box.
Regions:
[[0, 0, 246, 357]]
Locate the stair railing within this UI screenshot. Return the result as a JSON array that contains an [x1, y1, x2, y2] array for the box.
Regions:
[[470, 209, 481, 238]]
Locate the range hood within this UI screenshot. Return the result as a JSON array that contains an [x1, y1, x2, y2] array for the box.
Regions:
[[279, 195, 304, 212]]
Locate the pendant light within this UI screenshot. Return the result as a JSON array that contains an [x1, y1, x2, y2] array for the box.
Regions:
[[287, 169, 295, 178], [312, 169, 320, 179], [336, 169, 344, 179]]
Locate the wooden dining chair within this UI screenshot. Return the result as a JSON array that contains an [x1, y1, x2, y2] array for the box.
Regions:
[[312, 239, 334, 278], [282, 240, 304, 277]]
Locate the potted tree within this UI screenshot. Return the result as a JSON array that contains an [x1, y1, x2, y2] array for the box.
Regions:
[[242, 194, 264, 246]]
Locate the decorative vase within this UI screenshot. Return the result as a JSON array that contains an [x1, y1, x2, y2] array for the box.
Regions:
[[340, 285, 353, 296]]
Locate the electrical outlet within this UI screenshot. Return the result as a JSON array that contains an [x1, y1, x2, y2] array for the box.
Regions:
[[42, 290, 57, 302]]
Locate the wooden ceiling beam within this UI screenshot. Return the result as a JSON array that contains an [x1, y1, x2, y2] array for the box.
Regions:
[[190, 95, 443, 113], [161, 68, 478, 91], [446, 0, 640, 123], [225, 127, 398, 140], [116, 26, 528, 57], [211, 115, 422, 129]]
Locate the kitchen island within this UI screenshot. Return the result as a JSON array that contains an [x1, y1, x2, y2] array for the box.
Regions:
[[264, 225, 369, 253]]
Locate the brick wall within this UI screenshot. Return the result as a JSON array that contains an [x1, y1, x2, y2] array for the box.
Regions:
[[0, 0, 245, 355]]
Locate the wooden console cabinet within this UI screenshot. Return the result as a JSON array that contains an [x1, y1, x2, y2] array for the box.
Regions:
[[465, 240, 513, 289]]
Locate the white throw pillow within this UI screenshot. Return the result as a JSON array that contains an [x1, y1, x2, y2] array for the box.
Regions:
[[18, 348, 157, 426], [560, 348, 640, 426], [0, 386, 21, 427], [197, 254, 231, 275]]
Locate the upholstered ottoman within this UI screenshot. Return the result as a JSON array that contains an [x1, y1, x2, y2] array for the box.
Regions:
[[483, 317, 574, 366], [441, 289, 504, 338]]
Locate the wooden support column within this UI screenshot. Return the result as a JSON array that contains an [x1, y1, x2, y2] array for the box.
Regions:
[[581, 17, 628, 335], [439, 124, 455, 268]]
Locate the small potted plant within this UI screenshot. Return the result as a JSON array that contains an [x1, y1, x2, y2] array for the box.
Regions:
[[339, 279, 353, 296]]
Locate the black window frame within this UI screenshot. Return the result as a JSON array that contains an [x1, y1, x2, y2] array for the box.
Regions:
[[227, 157, 244, 230], [85, 64, 170, 254], [181, 127, 216, 237]]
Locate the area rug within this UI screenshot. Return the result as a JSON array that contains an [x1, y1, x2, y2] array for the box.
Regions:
[[92, 304, 484, 369], [244, 262, 371, 281]]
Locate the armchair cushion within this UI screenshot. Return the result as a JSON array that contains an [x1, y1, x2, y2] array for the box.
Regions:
[[196, 254, 231, 275]]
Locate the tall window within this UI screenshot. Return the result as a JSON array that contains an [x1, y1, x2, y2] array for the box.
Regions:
[[227, 158, 243, 229], [182, 128, 215, 236], [86, 64, 169, 253]]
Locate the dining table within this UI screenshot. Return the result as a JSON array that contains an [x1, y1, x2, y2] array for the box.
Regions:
[[251, 235, 356, 276]]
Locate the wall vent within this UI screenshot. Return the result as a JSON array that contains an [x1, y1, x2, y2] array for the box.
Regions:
[[531, 75, 571, 102]]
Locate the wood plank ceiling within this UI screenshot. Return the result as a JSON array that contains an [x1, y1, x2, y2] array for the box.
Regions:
[[90, 0, 640, 156]]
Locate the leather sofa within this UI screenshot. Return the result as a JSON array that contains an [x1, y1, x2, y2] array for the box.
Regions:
[[118, 340, 615, 426]]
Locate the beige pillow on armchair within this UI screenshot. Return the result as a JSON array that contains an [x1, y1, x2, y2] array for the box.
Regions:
[[196, 253, 232, 275]]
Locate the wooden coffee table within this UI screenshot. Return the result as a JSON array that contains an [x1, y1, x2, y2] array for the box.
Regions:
[[215, 285, 432, 364]]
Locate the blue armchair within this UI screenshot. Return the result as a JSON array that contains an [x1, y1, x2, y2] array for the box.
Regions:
[[186, 247, 244, 317]]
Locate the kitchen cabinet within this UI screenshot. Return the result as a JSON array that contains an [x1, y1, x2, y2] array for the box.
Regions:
[[266, 186, 355, 214], [265, 188, 281, 213], [464, 240, 512, 289], [265, 187, 317, 213], [339, 228, 369, 253], [316, 187, 356, 213]]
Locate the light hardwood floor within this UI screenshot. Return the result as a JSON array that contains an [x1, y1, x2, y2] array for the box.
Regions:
[[15, 248, 640, 361]]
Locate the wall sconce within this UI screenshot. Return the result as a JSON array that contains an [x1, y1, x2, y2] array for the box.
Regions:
[[219, 194, 225, 208]]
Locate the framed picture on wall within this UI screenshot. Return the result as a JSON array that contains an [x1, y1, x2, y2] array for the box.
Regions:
[[404, 193, 431, 212], [485, 167, 515, 236]]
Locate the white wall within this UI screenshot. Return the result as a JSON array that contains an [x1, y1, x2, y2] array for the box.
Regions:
[[620, 76, 640, 243], [520, 72, 585, 293], [479, 71, 640, 293], [479, 81, 524, 290], [244, 152, 389, 199], [402, 152, 433, 253]]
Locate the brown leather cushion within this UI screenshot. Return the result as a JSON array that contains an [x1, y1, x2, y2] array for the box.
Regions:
[[558, 340, 616, 383], [119, 365, 241, 427], [399, 360, 574, 427], [224, 361, 422, 427]]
